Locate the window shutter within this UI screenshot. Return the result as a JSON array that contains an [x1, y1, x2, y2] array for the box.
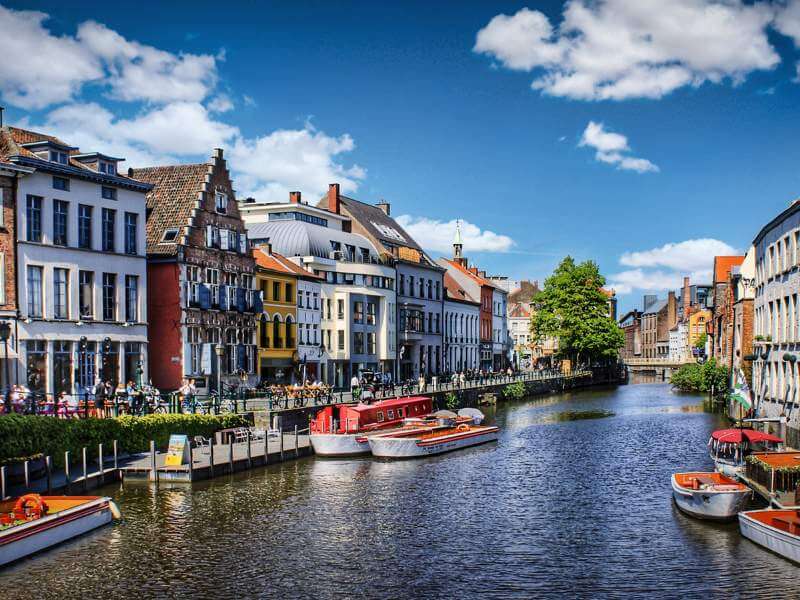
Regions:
[[205, 225, 213, 247], [237, 343, 246, 370], [236, 287, 246, 312], [219, 285, 228, 311], [220, 230, 229, 251], [239, 233, 247, 254], [199, 284, 211, 310], [183, 342, 192, 375], [254, 290, 264, 313]]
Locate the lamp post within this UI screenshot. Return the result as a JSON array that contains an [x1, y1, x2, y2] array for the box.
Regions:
[[79, 336, 88, 416], [215, 343, 224, 414], [0, 322, 10, 412]]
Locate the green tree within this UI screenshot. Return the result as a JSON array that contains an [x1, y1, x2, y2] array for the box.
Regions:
[[694, 332, 707, 350], [670, 359, 728, 394], [529, 256, 624, 365]]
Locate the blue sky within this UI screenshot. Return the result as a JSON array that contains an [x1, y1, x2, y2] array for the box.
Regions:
[[3, 0, 800, 313]]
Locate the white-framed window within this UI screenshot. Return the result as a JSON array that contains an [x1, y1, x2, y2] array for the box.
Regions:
[[215, 191, 228, 213]]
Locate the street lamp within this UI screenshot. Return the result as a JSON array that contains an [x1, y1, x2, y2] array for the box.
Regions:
[[215, 343, 224, 413], [0, 322, 11, 412], [79, 336, 88, 415]]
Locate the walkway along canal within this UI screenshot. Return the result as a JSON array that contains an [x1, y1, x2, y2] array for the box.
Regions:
[[2, 383, 798, 598]]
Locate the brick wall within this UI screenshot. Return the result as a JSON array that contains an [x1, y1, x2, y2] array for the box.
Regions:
[[0, 175, 16, 313], [147, 262, 182, 389]]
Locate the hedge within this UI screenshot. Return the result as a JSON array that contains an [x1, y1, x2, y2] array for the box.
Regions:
[[501, 382, 527, 401], [0, 413, 249, 466]]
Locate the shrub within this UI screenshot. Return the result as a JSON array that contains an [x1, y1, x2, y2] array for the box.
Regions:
[[444, 392, 459, 411], [501, 382, 526, 401], [0, 413, 248, 466], [670, 359, 729, 394]]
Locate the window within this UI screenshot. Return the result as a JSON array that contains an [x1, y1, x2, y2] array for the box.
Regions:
[[78, 205, 92, 249], [409, 276, 415, 297], [215, 191, 228, 213], [272, 281, 280, 302], [76, 341, 96, 391], [53, 340, 72, 396], [124, 342, 141, 384], [285, 283, 293, 304], [53, 268, 69, 319], [101, 186, 117, 200], [367, 332, 376, 354], [26, 340, 47, 393], [435, 281, 440, 300], [162, 228, 179, 243], [125, 275, 138, 322], [53, 200, 68, 246], [187, 327, 202, 375], [124, 212, 137, 255], [354, 301, 364, 323], [79, 271, 94, 319], [337, 299, 344, 319], [99, 161, 116, 175], [102, 273, 116, 321], [354, 332, 364, 354], [367, 301, 376, 325], [52, 176, 69, 191], [102, 208, 116, 252], [26, 195, 42, 242], [337, 330, 344, 350], [49, 150, 68, 165], [26, 266, 43, 317]]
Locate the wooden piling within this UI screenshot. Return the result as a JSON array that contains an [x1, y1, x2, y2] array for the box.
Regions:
[[98, 443, 104, 482], [228, 441, 234, 474], [23, 460, 29, 491], [0, 466, 5, 500], [209, 437, 215, 473], [45, 456, 52, 494], [82, 447, 88, 491], [113, 439, 118, 471], [294, 425, 299, 458], [149, 440, 157, 484], [246, 431, 252, 469], [64, 451, 71, 493]]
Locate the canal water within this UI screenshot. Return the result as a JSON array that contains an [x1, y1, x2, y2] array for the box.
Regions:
[[2, 383, 798, 598]]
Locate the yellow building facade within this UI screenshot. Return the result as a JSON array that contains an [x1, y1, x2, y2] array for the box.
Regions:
[[255, 248, 298, 383], [688, 309, 711, 355]]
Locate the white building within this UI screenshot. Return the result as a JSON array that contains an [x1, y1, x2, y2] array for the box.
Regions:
[[295, 271, 323, 377], [668, 322, 689, 363], [508, 303, 532, 368], [1, 127, 149, 398], [242, 185, 397, 388], [443, 273, 480, 372]]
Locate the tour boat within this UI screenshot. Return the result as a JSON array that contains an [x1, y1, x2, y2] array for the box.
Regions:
[[367, 418, 499, 459], [310, 396, 433, 456], [739, 509, 800, 563], [708, 428, 783, 477], [0, 494, 121, 566], [671, 472, 752, 521]]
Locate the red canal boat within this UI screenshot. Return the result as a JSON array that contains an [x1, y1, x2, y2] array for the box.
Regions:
[[310, 396, 433, 456]]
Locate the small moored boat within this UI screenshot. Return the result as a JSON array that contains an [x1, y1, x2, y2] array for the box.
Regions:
[[708, 428, 783, 477], [739, 509, 800, 563], [0, 494, 121, 567], [671, 472, 751, 520], [368, 415, 498, 459], [310, 396, 433, 456]]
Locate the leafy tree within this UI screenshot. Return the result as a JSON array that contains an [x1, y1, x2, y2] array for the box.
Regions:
[[670, 359, 728, 394], [694, 332, 708, 351], [529, 256, 624, 365]]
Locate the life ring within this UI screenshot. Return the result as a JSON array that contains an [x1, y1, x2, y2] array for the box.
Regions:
[[14, 493, 49, 518], [457, 424, 470, 432]]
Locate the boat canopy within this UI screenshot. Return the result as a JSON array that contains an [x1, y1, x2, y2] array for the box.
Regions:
[[710, 429, 783, 444]]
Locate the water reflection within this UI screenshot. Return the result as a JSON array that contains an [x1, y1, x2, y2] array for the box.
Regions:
[[2, 383, 800, 598]]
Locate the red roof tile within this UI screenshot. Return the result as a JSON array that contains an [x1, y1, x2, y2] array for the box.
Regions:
[[713, 256, 745, 284], [253, 247, 321, 279], [443, 271, 479, 303], [441, 258, 494, 288]]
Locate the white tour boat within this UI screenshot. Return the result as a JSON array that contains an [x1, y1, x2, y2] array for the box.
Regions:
[[671, 472, 752, 521], [367, 415, 498, 459], [739, 509, 800, 564], [708, 428, 783, 477]]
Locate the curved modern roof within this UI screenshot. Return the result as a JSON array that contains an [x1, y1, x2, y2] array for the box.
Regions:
[[246, 221, 379, 260]]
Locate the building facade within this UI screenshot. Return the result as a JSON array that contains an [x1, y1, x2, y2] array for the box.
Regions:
[[492, 287, 510, 370], [618, 309, 642, 359], [443, 272, 480, 372], [131, 149, 257, 393], [508, 302, 532, 368], [668, 322, 689, 363], [710, 256, 745, 368], [1, 127, 150, 398], [254, 246, 296, 384], [640, 292, 677, 359], [242, 186, 396, 388]]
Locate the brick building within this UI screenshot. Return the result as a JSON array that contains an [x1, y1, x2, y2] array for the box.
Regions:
[[618, 309, 642, 359], [710, 255, 745, 368], [131, 149, 257, 393], [640, 292, 677, 359]]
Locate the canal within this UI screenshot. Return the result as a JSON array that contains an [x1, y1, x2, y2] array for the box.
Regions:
[[1, 383, 798, 598]]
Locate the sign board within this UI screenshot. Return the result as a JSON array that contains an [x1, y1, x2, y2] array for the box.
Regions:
[[164, 434, 191, 467]]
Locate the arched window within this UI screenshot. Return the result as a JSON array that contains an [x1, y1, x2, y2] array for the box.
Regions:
[[286, 315, 295, 347], [273, 315, 282, 348], [260, 313, 269, 348]]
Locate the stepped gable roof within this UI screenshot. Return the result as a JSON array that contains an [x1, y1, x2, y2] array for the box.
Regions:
[[129, 163, 209, 256], [508, 303, 531, 318], [713, 256, 745, 284], [508, 280, 541, 303], [253, 246, 321, 279], [443, 272, 479, 304]]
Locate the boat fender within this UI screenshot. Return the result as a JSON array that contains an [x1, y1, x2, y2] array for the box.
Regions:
[[14, 493, 48, 518], [109, 500, 122, 520], [457, 424, 470, 432]]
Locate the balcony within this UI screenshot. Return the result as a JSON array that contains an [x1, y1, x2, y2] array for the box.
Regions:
[[401, 329, 424, 342]]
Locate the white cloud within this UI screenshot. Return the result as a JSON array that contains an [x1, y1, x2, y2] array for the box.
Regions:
[[474, 1, 780, 101], [775, 0, 800, 44], [207, 94, 234, 113], [395, 216, 514, 254], [0, 5, 102, 109], [579, 121, 659, 173], [620, 238, 739, 272], [0, 4, 219, 109]]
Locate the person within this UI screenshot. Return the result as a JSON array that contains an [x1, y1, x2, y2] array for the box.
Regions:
[[350, 373, 360, 399], [94, 379, 106, 418], [451, 372, 458, 387], [179, 378, 196, 412], [418, 373, 426, 394], [507, 366, 513, 377], [459, 371, 466, 388]]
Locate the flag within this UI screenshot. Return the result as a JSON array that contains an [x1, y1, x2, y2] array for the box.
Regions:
[[730, 367, 752, 409]]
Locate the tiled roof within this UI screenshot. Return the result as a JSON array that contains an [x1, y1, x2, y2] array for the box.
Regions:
[[713, 256, 744, 284], [335, 195, 423, 251], [508, 302, 530, 318], [129, 164, 209, 256], [253, 246, 321, 279], [443, 272, 479, 304], [440, 258, 495, 288]]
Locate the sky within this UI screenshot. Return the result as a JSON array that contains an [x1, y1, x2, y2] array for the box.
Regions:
[[3, 0, 800, 314]]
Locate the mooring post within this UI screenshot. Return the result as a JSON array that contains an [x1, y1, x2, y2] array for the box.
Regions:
[[45, 456, 52, 494], [294, 425, 299, 457], [150, 440, 157, 484], [279, 421, 284, 462], [113, 439, 118, 470], [228, 440, 234, 474], [82, 447, 88, 491], [23, 460, 29, 491], [0, 466, 5, 500], [98, 443, 104, 480], [64, 451, 71, 493], [246, 431, 252, 469], [209, 436, 215, 473]]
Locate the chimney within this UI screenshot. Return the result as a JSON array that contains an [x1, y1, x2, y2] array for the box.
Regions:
[[289, 191, 301, 204], [667, 291, 677, 328], [643, 294, 657, 311], [376, 200, 390, 216], [327, 183, 340, 214], [245, 196, 256, 204], [682, 276, 691, 315], [0, 106, 4, 128], [478, 270, 486, 278]]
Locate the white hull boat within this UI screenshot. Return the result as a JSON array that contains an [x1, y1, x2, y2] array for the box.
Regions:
[[0, 495, 120, 567], [368, 423, 499, 459], [739, 510, 800, 564], [310, 433, 370, 457], [671, 472, 751, 521]]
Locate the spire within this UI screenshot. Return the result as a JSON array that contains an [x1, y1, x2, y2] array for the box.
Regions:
[[453, 219, 464, 262]]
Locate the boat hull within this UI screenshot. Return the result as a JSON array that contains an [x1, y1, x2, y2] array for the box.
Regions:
[[0, 497, 116, 566], [739, 511, 800, 564], [671, 475, 750, 521], [310, 433, 370, 456], [368, 428, 499, 459], [712, 456, 742, 478]]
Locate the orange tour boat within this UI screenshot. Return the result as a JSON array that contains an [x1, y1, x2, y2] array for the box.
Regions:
[[739, 509, 800, 563], [671, 472, 751, 520]]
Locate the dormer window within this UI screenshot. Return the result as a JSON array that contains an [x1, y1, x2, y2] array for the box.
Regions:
[[215, 191, 228, 214], [161, 228, 179, 243], [99, 161, 116, 175], [50, 151, 68, 165]]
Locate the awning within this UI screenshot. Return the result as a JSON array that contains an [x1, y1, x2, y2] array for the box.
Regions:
[[710, 428, 783, 444], [263, 358, 293, 368]]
